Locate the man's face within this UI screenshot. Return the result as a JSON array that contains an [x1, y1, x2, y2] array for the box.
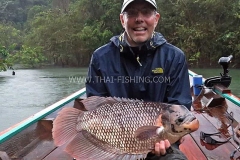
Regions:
[[120, 1, 160, 47]]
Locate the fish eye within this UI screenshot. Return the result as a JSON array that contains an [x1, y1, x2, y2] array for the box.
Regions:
[[168, 109, 175, 113], [177, 116, 185, 123]]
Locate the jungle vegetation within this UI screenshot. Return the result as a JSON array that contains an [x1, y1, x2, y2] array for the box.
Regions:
[[0, 0, 239, 71]]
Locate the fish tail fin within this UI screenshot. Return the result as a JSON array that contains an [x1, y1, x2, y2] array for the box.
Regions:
[[52, 107, 83, 146]]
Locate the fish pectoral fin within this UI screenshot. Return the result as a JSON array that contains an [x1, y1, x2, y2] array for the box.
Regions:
[[134, 126, 159, 141]]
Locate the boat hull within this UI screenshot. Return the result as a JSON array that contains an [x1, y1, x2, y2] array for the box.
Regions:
[[0, 70, 240, 160]]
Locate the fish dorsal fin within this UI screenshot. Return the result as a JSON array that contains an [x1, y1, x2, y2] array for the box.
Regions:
[[81, 96, 142, 111], [112, 96, 143, 102], [135, 126, 160, 141], [80, 96, 116, 111]]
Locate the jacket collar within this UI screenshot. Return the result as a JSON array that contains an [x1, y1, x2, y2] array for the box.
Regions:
[[110, 31, 167, 53]]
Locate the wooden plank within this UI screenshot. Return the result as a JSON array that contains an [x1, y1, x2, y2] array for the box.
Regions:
[[0, 119, 56, 159], [190, 112, 240, 160], [180, 134, 207, 160], [225, 99, 240, 123], [196, 98, 240, 149], [0, 123, 39, 158], [16, 140, 56, 160], [43, 143, 73, 160]]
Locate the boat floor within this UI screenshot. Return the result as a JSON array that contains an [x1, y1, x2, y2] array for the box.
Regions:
[[1, 89, 240, 160]]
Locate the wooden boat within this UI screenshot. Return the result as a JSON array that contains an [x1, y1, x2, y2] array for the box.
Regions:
[[1, 57, 240, 160]]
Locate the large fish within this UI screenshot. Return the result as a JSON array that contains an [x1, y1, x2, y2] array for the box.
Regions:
[[52, 96, 199, 160]]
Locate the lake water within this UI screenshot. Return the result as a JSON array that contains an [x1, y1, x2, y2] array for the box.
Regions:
[[0, 67, 239, 132], [0, 68, 88, 132]]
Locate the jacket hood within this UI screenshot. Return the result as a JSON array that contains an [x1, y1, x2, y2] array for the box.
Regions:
[[110, 32, 167, 53]]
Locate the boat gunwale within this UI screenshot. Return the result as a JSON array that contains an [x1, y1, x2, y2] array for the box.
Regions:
[[0, 88, 86, 144]]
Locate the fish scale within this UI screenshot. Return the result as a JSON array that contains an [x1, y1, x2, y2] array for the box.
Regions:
[[52, 96, 199, 160], [81, 102, 163, 153]]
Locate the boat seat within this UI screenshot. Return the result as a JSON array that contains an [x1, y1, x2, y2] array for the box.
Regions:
[[202, 91, 225, 107]]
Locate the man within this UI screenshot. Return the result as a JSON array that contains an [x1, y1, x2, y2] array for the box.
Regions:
[[86, 0, 191, 159]]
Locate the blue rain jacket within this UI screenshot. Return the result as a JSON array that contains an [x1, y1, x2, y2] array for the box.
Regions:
[[86, 32, 192, 110]]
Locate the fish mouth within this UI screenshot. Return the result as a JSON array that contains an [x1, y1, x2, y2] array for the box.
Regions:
[[171, 116, 199, 133], [182, 117, 199, 131], [182, 115, 197, 124]]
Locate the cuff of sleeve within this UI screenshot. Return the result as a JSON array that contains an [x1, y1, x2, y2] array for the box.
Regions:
[[145, 147, 187, 160]]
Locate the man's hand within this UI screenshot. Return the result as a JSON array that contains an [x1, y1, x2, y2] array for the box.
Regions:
[[146, 139, 187, 160], [153, 140, 171, 156]]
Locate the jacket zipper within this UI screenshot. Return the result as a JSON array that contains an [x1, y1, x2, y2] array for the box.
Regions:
[[136, 56, 142, 66]]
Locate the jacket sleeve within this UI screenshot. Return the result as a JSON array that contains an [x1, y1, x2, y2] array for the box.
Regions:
[[166, 52, 192, 110], [145, 147, 187, 160], [85, 53, 109, 97]]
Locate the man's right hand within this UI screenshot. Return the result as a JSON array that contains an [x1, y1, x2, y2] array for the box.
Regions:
[[153, 140, 171, 156]]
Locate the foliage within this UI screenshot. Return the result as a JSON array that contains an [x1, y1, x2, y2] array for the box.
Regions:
[[9, 45, 46, 68], [0, 23, 21, 48], [0, 0, 51, 29], [0, 44, 17, 71], [156, 0, 240, 67], [0, 23, 21, 71], [0, 46, 10, 71], [24, 0, 120, 66], [0, 0, 239, 69]]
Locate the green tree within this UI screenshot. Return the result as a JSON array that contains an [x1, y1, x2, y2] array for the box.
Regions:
[[0, 23, 21, 48], [157, 0, 240, 67], [0, 0, 51, 28], [10, 45, 46, 68], [2, 0, 239, 68], [24, 0, 121, 66], [0, 45, 11, 71], [0, 23, 21, 71]]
